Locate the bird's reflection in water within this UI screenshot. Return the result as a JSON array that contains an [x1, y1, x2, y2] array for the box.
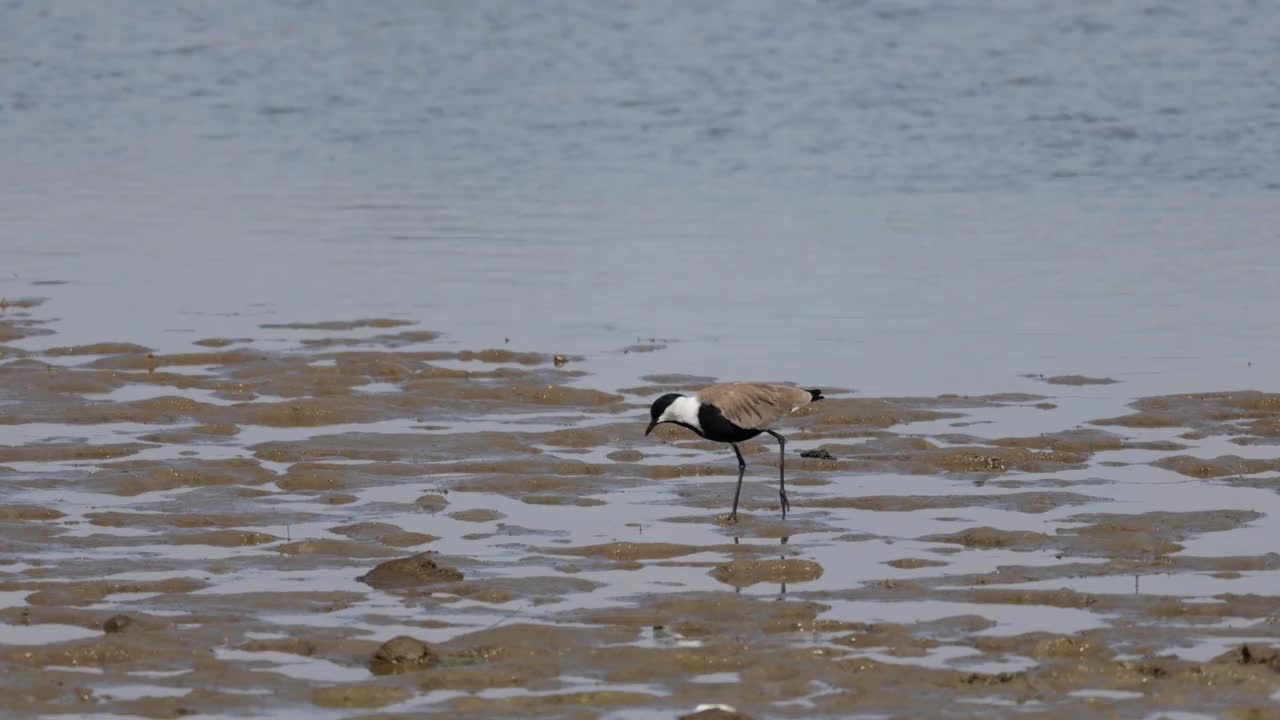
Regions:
[[779, 535, 789, 597], [729, 534, 792, 597]]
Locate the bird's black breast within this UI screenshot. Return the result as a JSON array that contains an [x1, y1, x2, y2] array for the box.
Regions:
[[698, 403, 763, 443]]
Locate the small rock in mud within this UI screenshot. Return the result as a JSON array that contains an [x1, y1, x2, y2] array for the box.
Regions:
[[102, 615, 133, 633], [358, 553, 463, 589], [799, 448, 835, 460], [369, 635, 439, 675]]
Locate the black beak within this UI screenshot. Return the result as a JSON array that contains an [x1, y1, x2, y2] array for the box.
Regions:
[[644, 420, 657, 437]]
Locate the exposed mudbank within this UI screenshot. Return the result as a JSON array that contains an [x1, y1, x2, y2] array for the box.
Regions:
[[3, 308, 1280, 718]]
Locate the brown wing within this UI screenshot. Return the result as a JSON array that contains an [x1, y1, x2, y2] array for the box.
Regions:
[[696, 382, 816, 430]]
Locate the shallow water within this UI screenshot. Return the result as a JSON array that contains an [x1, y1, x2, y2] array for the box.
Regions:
[[4, 1, 1280, 718]]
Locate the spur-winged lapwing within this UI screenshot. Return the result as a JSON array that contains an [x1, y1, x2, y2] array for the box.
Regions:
[[645, 382, 823, 522]]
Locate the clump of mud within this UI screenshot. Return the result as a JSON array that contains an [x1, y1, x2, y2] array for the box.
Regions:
[[369, 636, 439, 675], [358, 553, 464, 589]]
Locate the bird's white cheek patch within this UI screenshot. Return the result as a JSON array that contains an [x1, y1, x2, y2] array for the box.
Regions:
[[666, 396, 703, 432]]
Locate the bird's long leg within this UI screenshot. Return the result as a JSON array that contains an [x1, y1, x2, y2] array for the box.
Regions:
[[729, 443, 747, 523], [765, 430, 790, 518]]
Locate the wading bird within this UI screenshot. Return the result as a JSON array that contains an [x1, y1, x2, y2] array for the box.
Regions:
[[645, 382, 823, 522]]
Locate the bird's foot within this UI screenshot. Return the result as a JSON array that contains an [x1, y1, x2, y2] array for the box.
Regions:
[[779, 491, 791, 519]]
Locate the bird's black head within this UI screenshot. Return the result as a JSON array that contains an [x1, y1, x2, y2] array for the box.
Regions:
[[645, 393, 684, 436]]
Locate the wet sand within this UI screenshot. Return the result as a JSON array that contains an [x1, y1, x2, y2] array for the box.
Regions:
[[3, 301, 1280, 719]]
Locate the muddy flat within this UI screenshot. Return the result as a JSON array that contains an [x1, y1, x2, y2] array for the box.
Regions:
[[7, 1, 1280, 716], [3, 304, 1280, 719]]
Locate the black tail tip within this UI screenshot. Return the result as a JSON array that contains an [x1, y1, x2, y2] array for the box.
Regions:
[[809, 389, 824, 401]]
